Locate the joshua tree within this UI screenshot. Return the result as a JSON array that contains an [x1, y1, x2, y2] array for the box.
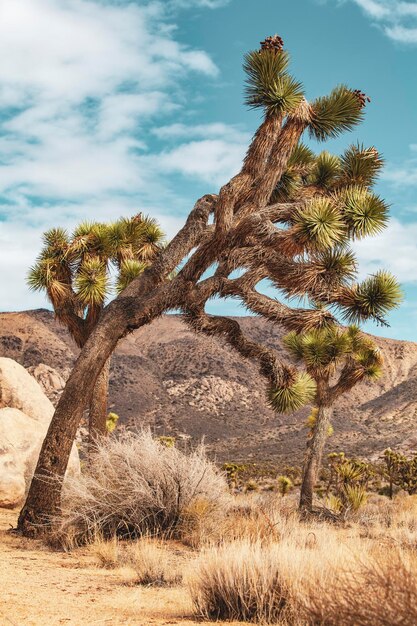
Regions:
[[28, 216, 164, 442], [284, 325, 383, 511], [18, 34, 401, 536]]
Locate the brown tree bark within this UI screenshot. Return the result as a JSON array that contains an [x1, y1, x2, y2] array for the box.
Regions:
[[299, 404, 332, 513], [88, 357, 111, 448]]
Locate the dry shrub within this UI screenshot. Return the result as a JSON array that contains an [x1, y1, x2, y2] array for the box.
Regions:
[[91, 535, 120, 568], [91, 536, 183, 586], [188, 540, 296, 624], [122, 539, 183, 587], [356, 493, 417, 550], [303, 550, 417, 626], [188, 518, 362, 624], [182, 493, 299, 548], [56, 430, 228, 545]]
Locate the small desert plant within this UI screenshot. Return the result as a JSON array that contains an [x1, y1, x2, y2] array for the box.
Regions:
[[383, 449, 417, 496], [121, 539, 182, 587], [91, 536, 183, 586], [245, 479, 259, 492], [106, 412, 119, 433], [222, 462, 246, 490], [56, 430, 228, 544], [158, 435, 176, 448], [325, 454, 371, 516], [277, 475, 293, 496]]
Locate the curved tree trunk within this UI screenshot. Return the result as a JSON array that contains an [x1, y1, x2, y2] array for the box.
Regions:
[[17, 278, 176, 536], [17, 195, 214, 537], [88, 357, 111, 450], [17, 310, 126, 536], [299, 404, 332, 513]]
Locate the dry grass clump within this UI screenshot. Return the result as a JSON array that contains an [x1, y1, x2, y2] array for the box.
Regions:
[[189, 494, 417, 625], [303, 550, 417, 626], [91, 536, 184, 587], [356, 493, 417, 549], [188, 515, 364, 624], [189, 540, 296, 624], [56, 430, 228, 545], [181, 493, 299, 548]]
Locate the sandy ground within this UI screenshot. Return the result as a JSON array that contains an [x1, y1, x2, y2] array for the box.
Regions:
[[0, 509, 240, 626]]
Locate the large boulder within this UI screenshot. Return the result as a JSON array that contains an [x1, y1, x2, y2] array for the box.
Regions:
[[27, 363, 68, 406], [0, 358, 80, 508], [0, 357, 54, 422]]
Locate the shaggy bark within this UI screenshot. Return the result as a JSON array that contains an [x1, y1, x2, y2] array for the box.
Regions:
[[299, 404, 333, 512], [88, 357, 111, 445]]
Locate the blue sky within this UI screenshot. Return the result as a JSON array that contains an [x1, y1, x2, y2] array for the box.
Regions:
[[0, 0, 416, 341]]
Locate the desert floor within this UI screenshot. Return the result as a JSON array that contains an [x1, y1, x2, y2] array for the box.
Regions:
[[0, 509, 240, 626]]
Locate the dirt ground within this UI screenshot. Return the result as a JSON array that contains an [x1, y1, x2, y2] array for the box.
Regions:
[[0, 509, 240, 626]]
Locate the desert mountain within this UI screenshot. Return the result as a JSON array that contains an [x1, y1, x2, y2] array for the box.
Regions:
[[0, 309, 416, 465]]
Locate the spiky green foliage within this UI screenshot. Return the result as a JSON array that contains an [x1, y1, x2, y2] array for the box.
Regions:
[[28, 214, 165, 343], [116, 259, 148, 294], [269, 372, 316, 413], [284, 324, 383, 383], [311, 248, 357, 286], [309, 86, 364, 141], [74, 257, 109, 307], [271, 170, 302, 201], [284, 327, 351, 375], [337, 186, 389, 238], [339, 144, 384, 187], [277, 475, 293, 496], [341, 271, 403, 325], [244, 49, 304, 114], [288, 142, 316, 170], [293, 198, 346, 249], [309, 151, 341, 189]]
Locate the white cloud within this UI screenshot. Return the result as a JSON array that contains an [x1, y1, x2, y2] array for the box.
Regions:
[[381, 144, 417, 187], [169, 0, 230, 7], [334, 0, 417, 43], [354, 218, 417, 283], [353, 0, 390, 19], [0, 0, 232, 311], [149, 122, 250, 185], [152, 122, 249, 143], [154, 138, 248, 185]]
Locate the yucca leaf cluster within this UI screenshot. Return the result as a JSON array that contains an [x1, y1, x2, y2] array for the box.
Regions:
[[269, 139, 401, 328], [28, 214, 165, 343], [284, 324, 383, 386]]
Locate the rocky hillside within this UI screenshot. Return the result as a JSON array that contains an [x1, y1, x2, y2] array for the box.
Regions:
[[0, 309, 416, 464]]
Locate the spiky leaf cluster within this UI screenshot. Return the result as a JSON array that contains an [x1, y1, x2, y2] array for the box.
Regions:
[[284, 325, 383, 385], [340, 271, 403, 326], [244, 47, 304, 115], [309, 85, 365, 141], [292, 198, 346, 250], [28, 214, 165, 341], [269, 372, 317, 413]]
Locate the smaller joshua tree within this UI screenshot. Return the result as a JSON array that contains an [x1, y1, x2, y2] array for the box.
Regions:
[[284, 325, 384, 512], [28, 215, 164, 443]]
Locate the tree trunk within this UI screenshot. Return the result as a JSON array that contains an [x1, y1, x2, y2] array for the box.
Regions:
[[17, 196, 214, 537], [299, 404, 332, 512], [16, 311, 124, 536], [88, 357, 111, 450]]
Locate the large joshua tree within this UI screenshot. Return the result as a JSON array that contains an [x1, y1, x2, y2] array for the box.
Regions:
[[284, 325, 384, 511], [18, 35, 401, 536], [28, 215, 164, 442]]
